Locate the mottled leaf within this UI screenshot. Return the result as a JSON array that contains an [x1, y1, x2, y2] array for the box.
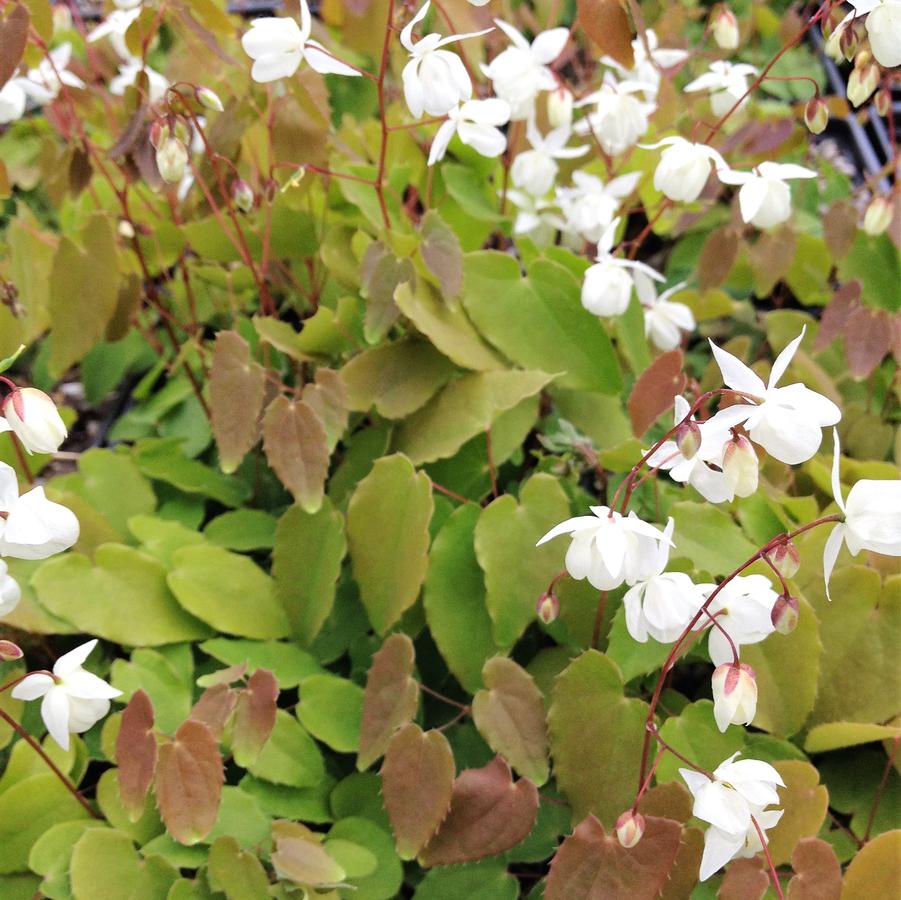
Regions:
[[301, 368, 348, 452], [421, 210, 464, 299], [115, 690, 158, 823], [232, 668, 279, 766]]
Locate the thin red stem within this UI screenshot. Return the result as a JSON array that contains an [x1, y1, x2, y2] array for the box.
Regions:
[[752, 815, 785, 900]]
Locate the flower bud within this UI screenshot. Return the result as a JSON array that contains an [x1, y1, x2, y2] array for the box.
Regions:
[[711, 5, 739, 51], [822, 4, 847, 39], [172, 119, 191, 145], [196, 86, 224, 112], [156, 138, 188, 184], [536, 592, 560, 625], [117, 219, 136, 240], [722, 434, 758, 498], [232, 179, 255, 214], [615, 810, 646, 849], [847, 60, 880, 107], [839, 22, 859, 61], [547, 85, 574, 129], [0, 641, 23, 661], [675, 419, 702, 461], [804, 97, 828, 135], [2, 387, 67, 455], [862, 196, 894, 236], [53, 5, 72, 34], [771, 593, 799, 634], [874, 88, 891, 117], [770, 542, 800, 579], [711, 662, 757, 732]]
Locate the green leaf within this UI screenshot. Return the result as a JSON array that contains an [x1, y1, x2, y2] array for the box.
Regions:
[[207, 836, 271, 900], [111, 648, 193, 735], [838, 232, 901, 312], [606, 606, 675, 683], [474, 474, 571, 648], [841, 830, 901, 899], [128, 515, 206, 567], [272, 501, 346, 646], [441, 164, 503, 222], [297, 674, 364, 753], [423, 504, 501, 693], [239, 773, 336, 823], [95, 768, 164, 846], [247, 710, 325, 788], [326, 818, 403, 900], [199, 638, 322, 689], [203, 509, 277, 551], [462, 253, 622, 393], [205, 786, 270, 849], [33, 546, 211, 646], [27, 820, 107, 890], [167, 544, 289, 639], [804, 721, 901, 754], [669, 502, 758, 575], [347, 455, 433, 635], [548, 650, 648, 827]]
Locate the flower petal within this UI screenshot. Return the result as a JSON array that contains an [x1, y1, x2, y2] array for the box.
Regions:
[[822, 523, 846, 602], [708, 340, 766, 396]]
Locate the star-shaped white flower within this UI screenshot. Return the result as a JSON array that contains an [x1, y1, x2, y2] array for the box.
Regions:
[[718, 161, 816, 229], [427, 97, 510, 165]]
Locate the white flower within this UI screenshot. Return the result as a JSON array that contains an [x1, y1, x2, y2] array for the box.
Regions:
[[847, 0, 901, 68], [574, 77, 656, 156], [401, 2, 490, 118], [700, 574, 778, 666], [719, 161, 817, 229], [506, 189, 565, 244], [556, 170, 639, 244], [601, 30, 688, 100], [634, 274, 695, 351], [482, 20, 568, 121], [0, 80, 27, 125], [0, 560, 21, 617], [721, 434, 759, 498], [241, 2, 361, 83], [1, 388, 67, 455], [681, 753, 784, 881], [11, 640, 122, 750], [706, 327, 841, 464], [428, 98, 509, 165], [711, 662, 757, 732], [684, 60, 759, 117], [109, 61, 169, 104], [87, 8, 141, 61], [19, 43, 85, 105], [0, 463, 79, 561], [511, 119, 587, 196], [536, 505, 673, 591], [581, 218, 665, 318], [547, 85, 574, 129], [641, 136, 728, 203], [114, 0, 142, 8], [711, 6, 740, 51], [822, 428, 901, 600]]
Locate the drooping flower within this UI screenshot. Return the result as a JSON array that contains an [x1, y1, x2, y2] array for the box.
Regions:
[[12, 640, 122, 751], [0, 462, 79, 561], [846, 0, 901, 68], [574, 76, 656, 156], [1, 388, 68, 455], [505, 189, 565, 244], [537, 505, 673, 591], [711, 662, 757, 732], [721, 434, 759, 497], [710, 5, 740, 50], [822, 428, 901, 600], [87, 8, 141, 60], [556, 170, 640, 244], [641, 136, 728, 203], [718, 161, 817, 229], [681, 753, 784, 881], [427, 98, 510, 165], [510, 119, 587, 196], [0, 560, 21, 617], [634, 274, 695, 351], [0, 81, 27, 125], [18, 43, 85, 105], [706, 327, 842, 464], [600, 30, 688, 100], [481, 20, 568, 120], [401, 2, 491, 118], [241, 1, 362, 83], [700, 574, 778, 667], [109, 61, 169, 104], [684, 60, 759, 117]]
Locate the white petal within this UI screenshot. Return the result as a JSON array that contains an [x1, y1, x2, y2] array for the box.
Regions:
[[250, 50, 303, 83], [758, 161, 817, 180], [303, 42, 361, 76], [241, 18, 302, 59], [41, 687, 71, 751], [738, 179, 769, 225], [493, 18, 530, 49], [11, 673, 54, 701], [822, 523, 846, 602], [767, 326, 805, 389], [401, 1, 431, 51], [536, 515, 601, 546], [62, 670, 122, 701], [54, 639, 99, 676], [530, 27, 569, 64], [831, 428, 846, 514], [402, 59, 426, 118], [700, 826, 744, 880], [708, 340, 766, 397], [427, 118, 456, 165]]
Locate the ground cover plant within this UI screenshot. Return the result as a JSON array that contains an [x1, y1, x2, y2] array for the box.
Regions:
[[0, 0, 898, 897]]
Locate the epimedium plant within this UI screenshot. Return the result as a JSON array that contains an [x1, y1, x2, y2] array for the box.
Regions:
[[0, 0, 898, 898]]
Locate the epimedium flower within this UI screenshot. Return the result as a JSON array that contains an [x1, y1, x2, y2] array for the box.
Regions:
[[109, 60, 169, 105], [719, 161, 817, 229], [0, 80, 27, 125], [634, 274, 696, 351], [510, 119, 588, 197], [536, 505, 673, 592], [481, 19, 568, 121], [1, 387, 68, 455], [17, 43, 85, 106], [711, 662, 757, 732], [640, 136, 728, 203], [822, 428, 901, 600], [11, 640, 122, 751], [574, 76, 656, 156], [706, 327, 842, 465], [684, 60, 759, 117], [600, 30, 688, 100], [242, 2, 363, 83], [427, 98, 510, 166], [699, 574, 778, 667], [556, 170, 640, 244], [505, 189, 565, 245], [401, 2, 491, 118], [681, 753, 784, 881], [0, 462, 79, 561], [0, 560, 21, 617], [87, 8, 141, 61], [845, 0, 901, 68]]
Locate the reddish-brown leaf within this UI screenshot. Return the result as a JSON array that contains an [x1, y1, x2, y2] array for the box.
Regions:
[[420, 210, 464, 299], [262, 396, 330, 513], [419, 756, 539, 867], [815, 281, 861, 351], [844, 306, 892, 379], [577, 0, 634, 69], [358, 633, 419, 771], [628, 349, 687, 437], [786, 838, 842, 900], [116, 690, 158, 823], [0, 4, 29, 90], [719, 856, 769, 900], [231, 668, 279, 767], [637, 781, 693, 823], [660, 826, 704, 900], [189, 683, 238, 741], [545, 814, 682, 900], [156, 719, 224, 845], [823, 200, 858, 259], [381, 723, 455, 861], [698, 227, 740, 292], [209, 330, 266, 474], [301, 368, 348, 452]]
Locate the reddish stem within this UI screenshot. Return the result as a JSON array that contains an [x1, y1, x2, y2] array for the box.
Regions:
[[752, 815, 785, 900]]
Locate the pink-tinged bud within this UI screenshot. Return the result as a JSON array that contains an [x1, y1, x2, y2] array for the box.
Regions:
[[196, 86, 224, 112], [0, 641, 23, 661], [839, 23, 859, 61], [804, 97, 829, 135], [52, 5, 72, 34], [675, 419, 702, 461], [722, 434, 758, 498], [117, 219, 136, 240], [711, 662, 757, 732], [2, 387, 67, 455], [771, 594, 799, 634], [711, 5, 739, 51], [770, 542, 800, 579], [615, 810, 646, 849], [156, 138, 188, 184], [149, 120, 168, 149], [232, 179, 255, 214], [874, 88, 891, 117], [547, 85, 574, 129], [536, 592, 560, 625], [847, 61, 880, 107], [862, 196, 894, 236]]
